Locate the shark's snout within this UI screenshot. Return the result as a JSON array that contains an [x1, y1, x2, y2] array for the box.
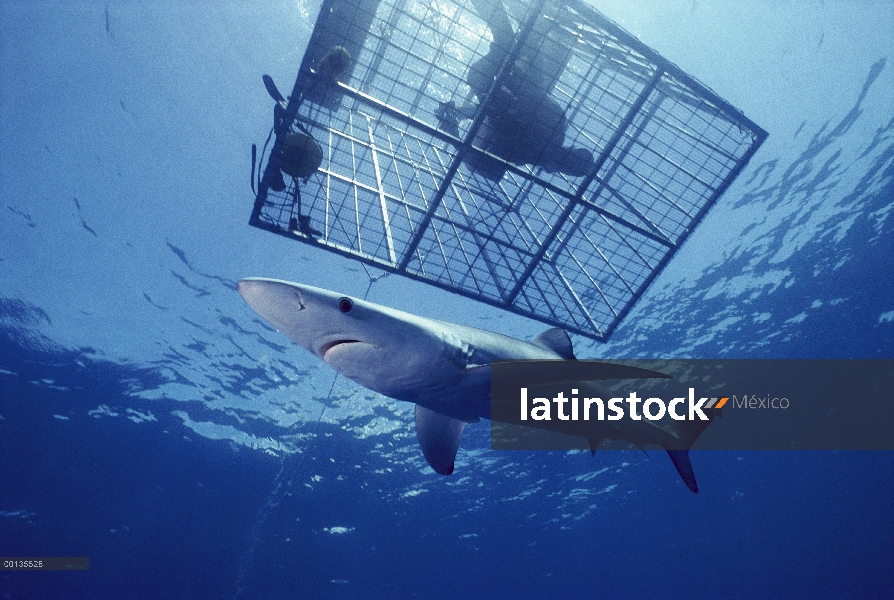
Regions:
[[237, 278, 427, 386], [238, 278, 305, 311], [237, 278, 314, 345], [238, 278, 384, 361]]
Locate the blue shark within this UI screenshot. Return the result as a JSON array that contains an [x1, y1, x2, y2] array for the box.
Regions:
[[237, 278, 714, 492]]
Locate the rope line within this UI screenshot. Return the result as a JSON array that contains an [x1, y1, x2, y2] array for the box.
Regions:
[[234, 266, 385, 598]]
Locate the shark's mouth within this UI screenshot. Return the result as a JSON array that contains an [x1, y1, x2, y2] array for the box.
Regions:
[[319, 339, 363, 359]]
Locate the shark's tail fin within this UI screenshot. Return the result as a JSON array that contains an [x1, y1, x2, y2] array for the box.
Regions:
[[659, 407, 721, 493], [666, 450, 698, 493]]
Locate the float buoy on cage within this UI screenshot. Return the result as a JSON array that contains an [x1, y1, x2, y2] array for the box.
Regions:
[[280, 132, 322, 179]]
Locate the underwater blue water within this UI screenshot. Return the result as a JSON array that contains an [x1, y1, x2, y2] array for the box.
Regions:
[[1, 1, 893, 598]]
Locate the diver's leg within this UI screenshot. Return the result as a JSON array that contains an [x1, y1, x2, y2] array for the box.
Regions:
[[471, 0, 513, 49], [288, 185, 299, 230], [287, 185, 320, 236], [541, 146, 594, 177], [466, 0, 515, 99]]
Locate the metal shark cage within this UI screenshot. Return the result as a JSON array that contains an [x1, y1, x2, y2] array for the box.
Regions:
[[249, 0, 767, 340]]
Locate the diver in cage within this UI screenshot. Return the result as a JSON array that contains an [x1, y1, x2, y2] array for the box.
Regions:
[[435, 0, 594, 179], [269, 105, 323, 237], [267, 46, 351, 236], [281, 127, 324, 237]]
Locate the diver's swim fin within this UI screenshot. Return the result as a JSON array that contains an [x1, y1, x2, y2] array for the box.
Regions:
[[263, 74, 286, 104]]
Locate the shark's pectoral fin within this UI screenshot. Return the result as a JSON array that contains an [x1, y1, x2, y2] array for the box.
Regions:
[[666, 450, 698, 493], [415, 405, 469, 475]]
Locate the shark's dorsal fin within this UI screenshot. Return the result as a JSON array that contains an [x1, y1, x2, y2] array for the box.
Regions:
[[531, 328, 575, 359], [415, 405, 469, 475]]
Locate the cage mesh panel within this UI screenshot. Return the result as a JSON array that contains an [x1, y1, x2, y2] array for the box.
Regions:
[[251, 0, 766, 339]]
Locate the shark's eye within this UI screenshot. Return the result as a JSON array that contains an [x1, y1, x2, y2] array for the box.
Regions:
[[338, 297, 353, 313]]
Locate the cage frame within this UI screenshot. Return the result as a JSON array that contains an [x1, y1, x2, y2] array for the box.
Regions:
[[249, 0, 768, 340]]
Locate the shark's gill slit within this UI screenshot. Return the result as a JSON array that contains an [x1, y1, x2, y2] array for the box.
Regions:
[[292, 291, 305, 310]]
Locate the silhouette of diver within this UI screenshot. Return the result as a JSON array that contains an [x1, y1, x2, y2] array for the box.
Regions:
[[437, 0, 593, 179], [270, 104, 323, 236], [269, 46, 351, 237]]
